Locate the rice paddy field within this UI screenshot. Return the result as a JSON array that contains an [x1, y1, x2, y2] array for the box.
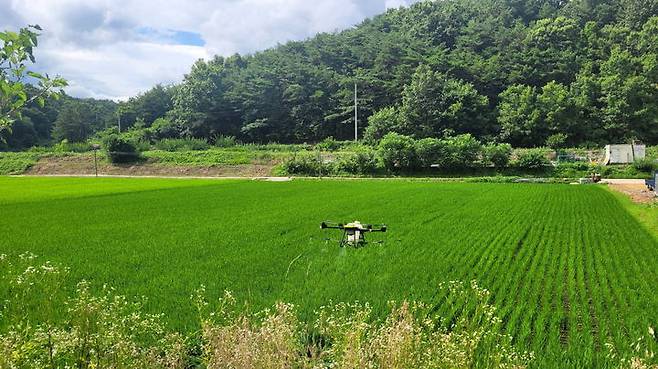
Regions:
[[1, 176, 657, 368]]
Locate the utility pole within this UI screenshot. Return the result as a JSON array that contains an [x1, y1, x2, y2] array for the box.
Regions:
[[354, 82, 358, 142], [117, 111, 121, 132]]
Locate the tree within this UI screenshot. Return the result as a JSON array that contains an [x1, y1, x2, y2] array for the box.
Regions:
[[0, 25, 66, 131], [6, 0, 656, 147], [599, 47, 657, 142], [121, 85, 174, 128], [398, 65, 490, 138], [521, 17, 581, 86], [52, 101, 95, 142], [497, 84, 542, 146], [364, 106, 402, 142], [536, 81, 578, 143]]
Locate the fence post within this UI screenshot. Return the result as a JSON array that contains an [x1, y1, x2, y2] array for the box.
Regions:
[[92, 144, 101, 177]]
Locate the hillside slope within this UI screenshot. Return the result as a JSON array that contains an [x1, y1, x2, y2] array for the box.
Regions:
[[164, 0, 658, 146]]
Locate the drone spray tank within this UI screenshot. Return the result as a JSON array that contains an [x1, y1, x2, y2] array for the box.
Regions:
[[320, 221, 387, 247]]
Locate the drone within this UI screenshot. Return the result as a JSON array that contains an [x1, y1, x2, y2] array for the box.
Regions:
[[320, 220, 387, 247]]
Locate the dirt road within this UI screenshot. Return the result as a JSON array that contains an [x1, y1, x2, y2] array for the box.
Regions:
[[601, 179, 656, 204]]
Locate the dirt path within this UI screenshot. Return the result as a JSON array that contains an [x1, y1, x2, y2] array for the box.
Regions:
[[601, 179, 656, 204]]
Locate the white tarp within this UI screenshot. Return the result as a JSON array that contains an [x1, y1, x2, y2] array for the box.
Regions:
[[604, 144, 646, 164]]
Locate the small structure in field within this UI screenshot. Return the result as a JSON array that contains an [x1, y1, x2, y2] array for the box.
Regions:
[[603, 143, 645, 164]]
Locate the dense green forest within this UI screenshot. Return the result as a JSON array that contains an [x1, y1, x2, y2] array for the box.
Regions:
[[2, 0, 658, 150]]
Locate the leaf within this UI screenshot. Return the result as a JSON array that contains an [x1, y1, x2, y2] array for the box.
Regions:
[[26, 71, 44, 80]]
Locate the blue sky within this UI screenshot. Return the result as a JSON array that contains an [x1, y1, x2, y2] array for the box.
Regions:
[[0, 0, 419, 100]]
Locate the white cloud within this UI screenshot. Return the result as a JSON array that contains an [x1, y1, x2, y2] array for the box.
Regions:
[[40, 42, 208, 100], [199, 0, 365, 56], [0, 0, 420, 100]]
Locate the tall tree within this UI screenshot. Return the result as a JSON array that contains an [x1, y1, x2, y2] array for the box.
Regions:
[[399, 65, 490, 138], [52, 101, 95, 142]]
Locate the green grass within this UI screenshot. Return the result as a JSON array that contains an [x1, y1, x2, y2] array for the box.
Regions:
[[1, 177, 657, 368], [143, 149, 288, 166]]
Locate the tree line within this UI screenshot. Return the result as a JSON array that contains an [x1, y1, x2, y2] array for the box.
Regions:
[[2, 0, 658, 150]]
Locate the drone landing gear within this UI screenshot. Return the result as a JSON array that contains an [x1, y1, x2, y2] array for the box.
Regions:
[[340, 228, 366, 248]]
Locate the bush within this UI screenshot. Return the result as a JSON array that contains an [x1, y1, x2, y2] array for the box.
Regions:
[[103, 135, 141, 163], [633, 157, 658, 173], [52, 140, 93, 153], [316, 136, 342, 151], [483, 143, 512, 168], [514, 149, 549, 170], [364, 106, 402, 143], [335, 148, 379, 175], [151, 117, 180, 140], [545, 133, 568, 151], [154, 138, 210, 151], [120, 127, 154, 145], [281, 154, 332, 176], [415, 137, 445, 168], [214, 135, 238, 148], [377, 132, 417, 171], [435, 134, 482, 170]]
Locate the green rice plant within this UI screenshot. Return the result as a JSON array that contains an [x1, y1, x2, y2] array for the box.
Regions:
[[0, 178, 657, 368]]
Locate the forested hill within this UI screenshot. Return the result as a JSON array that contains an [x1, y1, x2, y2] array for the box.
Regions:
[[166, 0, 658, 146], [4, 0, 657, 150]]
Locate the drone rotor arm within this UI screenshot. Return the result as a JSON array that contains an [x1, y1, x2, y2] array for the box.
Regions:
[[321, 221, 344, 230]]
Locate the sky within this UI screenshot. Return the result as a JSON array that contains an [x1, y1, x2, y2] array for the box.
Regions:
[[0, 0, 420, 101]]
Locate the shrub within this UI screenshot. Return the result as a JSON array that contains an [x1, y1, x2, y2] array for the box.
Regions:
[[316, 136, 342, 151], [435, 134, 482, 170], [335, 148, 379, 175], [514, 149, 549, 170], [120, 127, 154, 145], [281, 154, 332, 176], [154, 138, 210, 151], [483, 143, 513, 168], [545, 133, 568, 151], [196, 281, 532, 369], [377, 132, 417, 171], [415, 137, 445, 168], [0, 255, 187, 369], [103, 135, 141, 163], [214, 135, 238, 148], [633, 157, 658, 173], [52, 140, 93, 153], [151, 117, 180, 139]]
